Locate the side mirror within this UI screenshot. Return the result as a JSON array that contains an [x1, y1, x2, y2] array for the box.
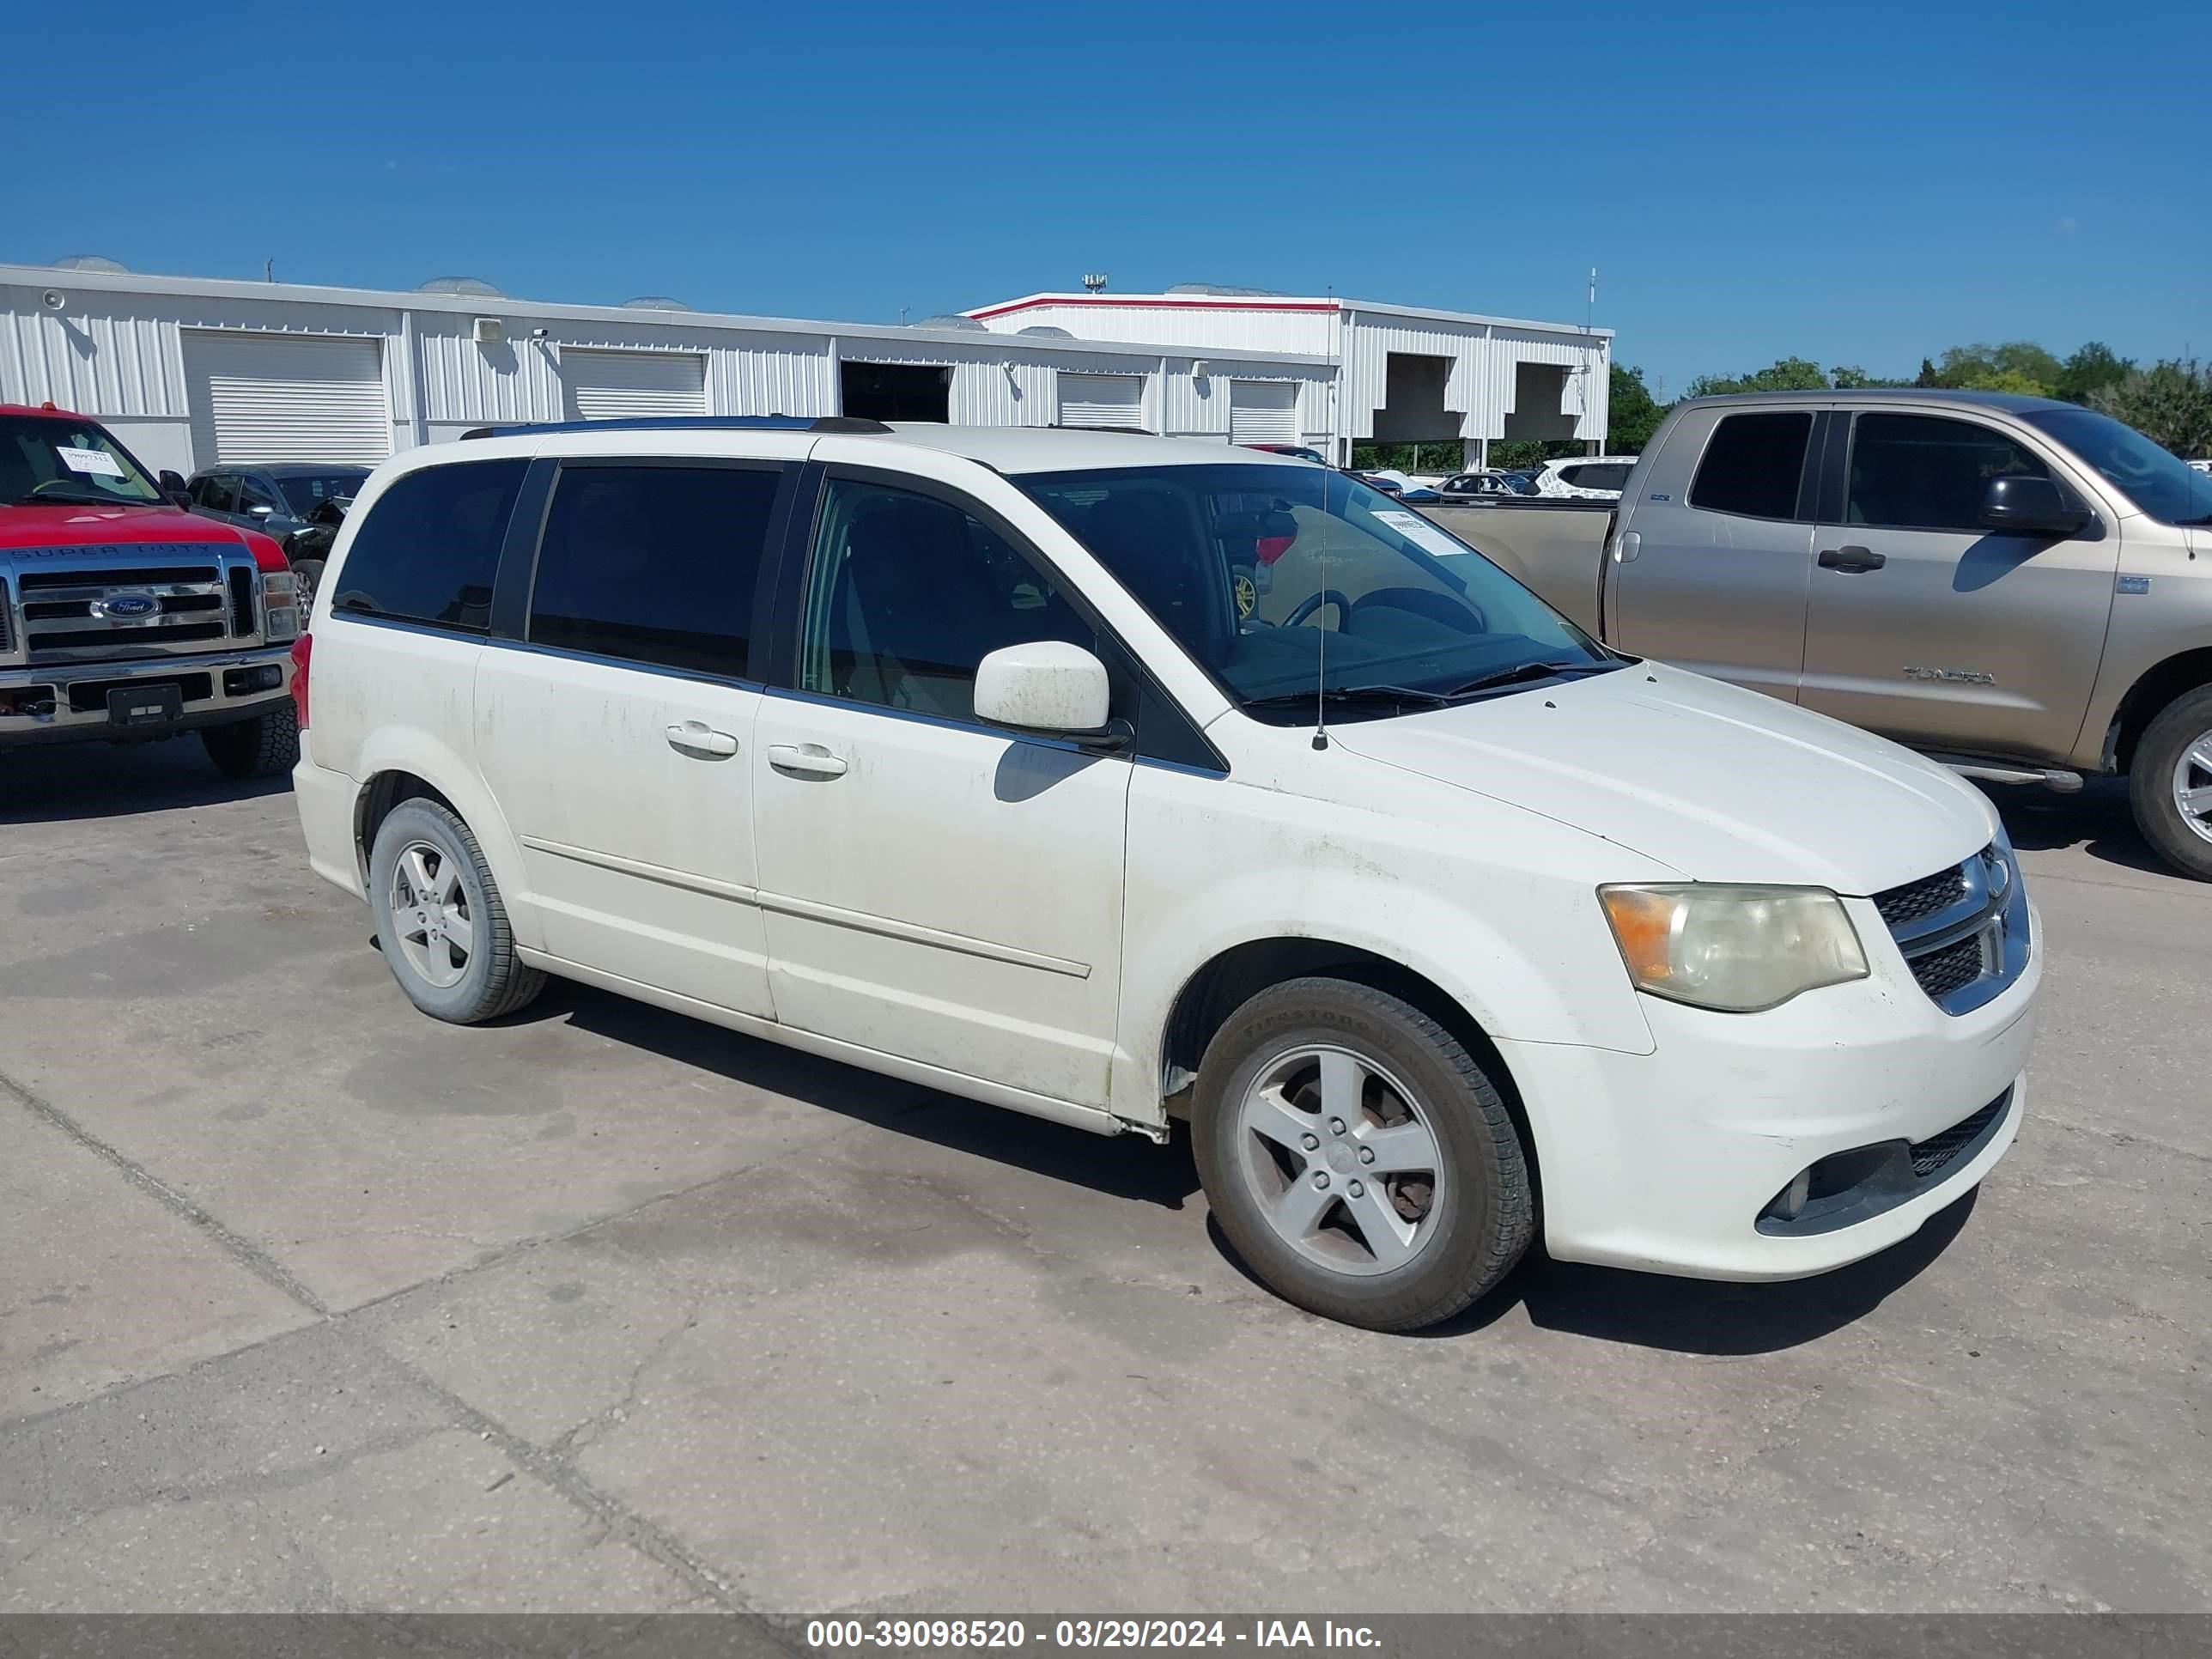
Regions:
[[973, 641, 1120, 743], [249, 502, 275, 518], [158, 470, 190, 507], [1980, 475, 2088, 538]]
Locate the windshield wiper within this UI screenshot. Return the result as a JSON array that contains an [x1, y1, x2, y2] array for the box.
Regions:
[[1243, 684, 1456, 714], [9, 490, 148, 508], [1440, 659, 1606, 698]]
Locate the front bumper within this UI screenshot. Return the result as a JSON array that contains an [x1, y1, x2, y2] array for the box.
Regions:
[[0, 647, 292, 747], [1505, 896, 2042, 1281]]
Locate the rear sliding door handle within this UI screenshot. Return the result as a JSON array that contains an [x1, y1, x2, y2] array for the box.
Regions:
[[665, 720, 738, 759], [767, 742, 848, 779], [1818, 544, 1887, 573]]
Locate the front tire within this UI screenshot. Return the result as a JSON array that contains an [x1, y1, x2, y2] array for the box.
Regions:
[[367, 799, 545, 1024], [202, 702, 300, 779], [2129, 684, 2212, 880], [1191, 977, 1533, 1332]]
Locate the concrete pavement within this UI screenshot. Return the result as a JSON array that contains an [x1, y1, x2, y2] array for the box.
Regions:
[[2, 743, 2206, 1613]]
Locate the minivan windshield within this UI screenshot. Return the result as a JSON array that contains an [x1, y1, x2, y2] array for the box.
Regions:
[[1017, 462, 1618, 720], [0, 414, 164, 507], [2021, 407, 2212, 526]]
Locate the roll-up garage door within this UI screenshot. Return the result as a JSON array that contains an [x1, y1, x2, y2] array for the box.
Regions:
[[184, 331, 390, 465], [1057, 373, 1146, 429], [563, 349, 708, 421], [1228, 380, 1299, 446]]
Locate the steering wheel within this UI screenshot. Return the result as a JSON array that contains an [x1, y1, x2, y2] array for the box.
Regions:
[[1285, 587, 1354, 628], [1350, 587, 1487, 634]]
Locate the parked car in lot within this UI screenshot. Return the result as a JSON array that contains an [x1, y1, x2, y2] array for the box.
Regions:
[[1533, 456, 1637, 498], [1420, 390, 2212, 878], [293, 416, 2036, 1331], [1, 404, 302, 775], [186, 463, 368, 610], [294, 422, 2034, 1335], [1436, 470, 1527, 499]]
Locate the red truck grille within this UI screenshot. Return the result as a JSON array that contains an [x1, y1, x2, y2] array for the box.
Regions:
[[8, 547, 258, 664]]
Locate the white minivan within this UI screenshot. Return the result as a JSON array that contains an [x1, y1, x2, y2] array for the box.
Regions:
[[290, 417, 2039, 1331]]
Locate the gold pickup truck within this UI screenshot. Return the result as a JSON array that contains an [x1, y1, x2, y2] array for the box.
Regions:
[[1423, 390, 2212, 878]]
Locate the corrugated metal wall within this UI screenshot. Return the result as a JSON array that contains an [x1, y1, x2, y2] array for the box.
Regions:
[[0, 272, 1358, 472], [1340, 313, 1609, 444]]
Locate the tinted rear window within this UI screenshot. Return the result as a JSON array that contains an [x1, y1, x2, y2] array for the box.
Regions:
[[528, 463, 787, 676], [332, 459, 526, 633], [1690, 412, 1813, 520], [1564, 463, 1631, 492]]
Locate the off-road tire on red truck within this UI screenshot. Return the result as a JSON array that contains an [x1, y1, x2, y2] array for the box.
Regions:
[[202, 702, 301, 781]]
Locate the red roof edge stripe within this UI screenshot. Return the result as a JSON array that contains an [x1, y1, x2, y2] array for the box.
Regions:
[[966, 295, 1341, 320]]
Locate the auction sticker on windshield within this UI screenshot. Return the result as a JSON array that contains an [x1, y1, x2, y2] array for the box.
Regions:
[[57, 446, 125, 477], [1372, 507, 1472, 562]]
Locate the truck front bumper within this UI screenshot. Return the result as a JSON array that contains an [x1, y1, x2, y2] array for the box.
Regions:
[[0, 647, 292, 748]]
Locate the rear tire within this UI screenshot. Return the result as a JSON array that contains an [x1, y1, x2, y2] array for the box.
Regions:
[[1191, 977, 1533, 1332], [202, 702, 300, 780], [2129, 684, 2212, 880], [367, 799, 546, 1024]]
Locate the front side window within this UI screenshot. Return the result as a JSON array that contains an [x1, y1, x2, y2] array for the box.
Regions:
[[238, 476, 282, 514], [332, 459, 526, 633], [1017, 463, 1614, 720], [1846, 413, 2048, 532], [800, 478, 1093, 721], [528, 463, 785, 676], [1691, 411, 1813, 520], [0, 414, 165, 507], [193, 474, 237, 512]]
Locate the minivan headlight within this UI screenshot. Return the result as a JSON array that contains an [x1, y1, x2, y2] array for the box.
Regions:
[[1598, 884, 1868, 1013]]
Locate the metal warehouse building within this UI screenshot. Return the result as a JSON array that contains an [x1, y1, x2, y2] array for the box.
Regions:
[[967, 286, 1613, 467], [0, 261, 1607, 475]]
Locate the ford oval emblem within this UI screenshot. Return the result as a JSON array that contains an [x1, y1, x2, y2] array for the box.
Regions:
[[105, 593, 159, 619]]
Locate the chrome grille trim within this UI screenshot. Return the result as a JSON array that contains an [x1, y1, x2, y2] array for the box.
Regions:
[[1875, 839, 2031, 1016]]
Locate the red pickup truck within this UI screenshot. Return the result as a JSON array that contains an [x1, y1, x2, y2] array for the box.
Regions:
[[2, 403, 301, 776]]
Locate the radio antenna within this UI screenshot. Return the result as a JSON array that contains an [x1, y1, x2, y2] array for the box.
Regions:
[[1312, 405, 1334, 750]]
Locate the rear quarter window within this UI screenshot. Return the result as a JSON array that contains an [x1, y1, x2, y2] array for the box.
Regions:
[[1690, 412, 1814, 520], [331, 459, 527, 633]]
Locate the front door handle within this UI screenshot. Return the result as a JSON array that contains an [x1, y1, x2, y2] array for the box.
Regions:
[[767, 742, 848, 779], [1818, 544, 1887, 573], [665, 720, 738, 759]]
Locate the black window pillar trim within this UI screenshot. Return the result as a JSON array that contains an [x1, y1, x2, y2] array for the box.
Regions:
[[487, 457, 558, 641]]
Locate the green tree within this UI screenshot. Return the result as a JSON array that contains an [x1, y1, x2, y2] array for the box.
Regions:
[[2056, 342, 2135, 405], [1929, 342, 2063, 396], [2092, 359, 2212, 459], [1685, 356, 1831, 398], [1607, 363, 1668, 453], [1830, 364, 1912, 389]]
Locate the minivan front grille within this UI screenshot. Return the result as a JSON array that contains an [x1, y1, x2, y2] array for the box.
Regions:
[[1873, 865, 1971, 929], [1875, 841, 2028, 1015]]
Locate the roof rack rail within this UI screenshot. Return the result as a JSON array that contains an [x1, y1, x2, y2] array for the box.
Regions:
[[459, 415, 892, 440], [1048, 422, 1158, 435]]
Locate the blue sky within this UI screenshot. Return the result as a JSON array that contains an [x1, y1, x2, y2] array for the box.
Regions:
[[15, 0, 2207, 394]]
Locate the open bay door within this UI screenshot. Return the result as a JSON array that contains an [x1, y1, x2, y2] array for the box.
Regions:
[[1057, 372, 1146, 429], [562, 349, 708, 421], [183, 331, 391, 465], [1229, 380, 1299, 446]]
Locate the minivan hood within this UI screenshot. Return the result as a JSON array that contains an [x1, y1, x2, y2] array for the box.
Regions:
[[1332, 663, 1997, 894]]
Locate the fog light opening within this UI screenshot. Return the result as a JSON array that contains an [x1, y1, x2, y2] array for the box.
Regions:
[[1763, 1167, 1814, 1224]]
